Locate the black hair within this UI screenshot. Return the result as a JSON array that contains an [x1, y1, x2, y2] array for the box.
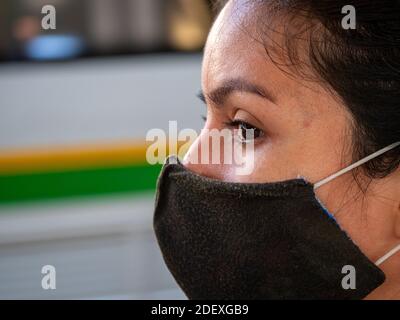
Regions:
[[216, 0, 400, 179]]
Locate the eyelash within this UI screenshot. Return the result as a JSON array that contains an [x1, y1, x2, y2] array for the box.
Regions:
[[225, 120, 263, 143], [201, 115, 263, 143], [198, 92, 264, 143], [197, 91, 206, 104]]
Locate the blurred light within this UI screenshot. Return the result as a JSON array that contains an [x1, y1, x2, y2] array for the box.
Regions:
[[167, 0, 211, 51], [25, 34, 85, 61], [13, 16, 40, 42]]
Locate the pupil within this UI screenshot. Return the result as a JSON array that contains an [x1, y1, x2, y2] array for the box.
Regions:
[[239, 123, 257, 141]]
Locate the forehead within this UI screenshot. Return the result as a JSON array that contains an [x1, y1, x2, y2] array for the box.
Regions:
[[203, 2, 263, 78], [202, 1, 294, 100], [200, 1, 343, 124]]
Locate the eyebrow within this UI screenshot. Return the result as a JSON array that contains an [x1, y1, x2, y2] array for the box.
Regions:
[[200, 78, 277, 106]]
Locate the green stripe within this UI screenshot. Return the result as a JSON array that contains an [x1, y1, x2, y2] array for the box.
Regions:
[[0, 163, 162, 204]]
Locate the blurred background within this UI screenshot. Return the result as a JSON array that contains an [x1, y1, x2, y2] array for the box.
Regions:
[[0, 0, 215, 299]]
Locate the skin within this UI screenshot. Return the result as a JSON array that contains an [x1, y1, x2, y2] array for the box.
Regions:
[[183, 0, 400, 299]]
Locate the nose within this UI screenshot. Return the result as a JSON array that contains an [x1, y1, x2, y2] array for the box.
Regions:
[[182, 131, 228, 180]]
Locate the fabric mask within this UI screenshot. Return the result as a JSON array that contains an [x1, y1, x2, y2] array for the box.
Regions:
[[153, 142, 400, 300]]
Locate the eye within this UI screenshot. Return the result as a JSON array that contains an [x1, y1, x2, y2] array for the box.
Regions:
[[226, 120, 264, 143]]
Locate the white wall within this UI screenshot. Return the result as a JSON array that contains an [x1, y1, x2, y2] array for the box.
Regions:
[[0, 54, 204, 299], [0, 53, 204, 148]]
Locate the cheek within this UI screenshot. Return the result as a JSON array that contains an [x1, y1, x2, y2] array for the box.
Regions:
[[230, 113, 352, 185], [223, 144, 295, 183], [230, 147, 300, 183]]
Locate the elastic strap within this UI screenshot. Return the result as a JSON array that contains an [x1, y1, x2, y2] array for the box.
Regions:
[[314, 142, 400, 190], [375, 243, 400, 266]]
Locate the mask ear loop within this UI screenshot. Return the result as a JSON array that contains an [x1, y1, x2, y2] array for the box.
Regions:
[[314, 141, 400, 190], [312, 141, 400, 266], [375, 243, 400, 266]]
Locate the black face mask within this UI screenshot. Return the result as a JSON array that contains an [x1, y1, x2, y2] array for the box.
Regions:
[[153, 145, 399, 299]]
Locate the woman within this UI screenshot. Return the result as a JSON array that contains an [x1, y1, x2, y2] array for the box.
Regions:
[[154, 0, 400, 299]]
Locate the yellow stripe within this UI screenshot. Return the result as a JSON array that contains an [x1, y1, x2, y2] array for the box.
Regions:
[[0, 140, 189, 175], [0, 140, 151, 175]]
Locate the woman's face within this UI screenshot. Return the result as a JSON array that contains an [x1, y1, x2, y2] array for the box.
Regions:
[[183, 0, 400, 276], [189, 1, 353, 186]]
